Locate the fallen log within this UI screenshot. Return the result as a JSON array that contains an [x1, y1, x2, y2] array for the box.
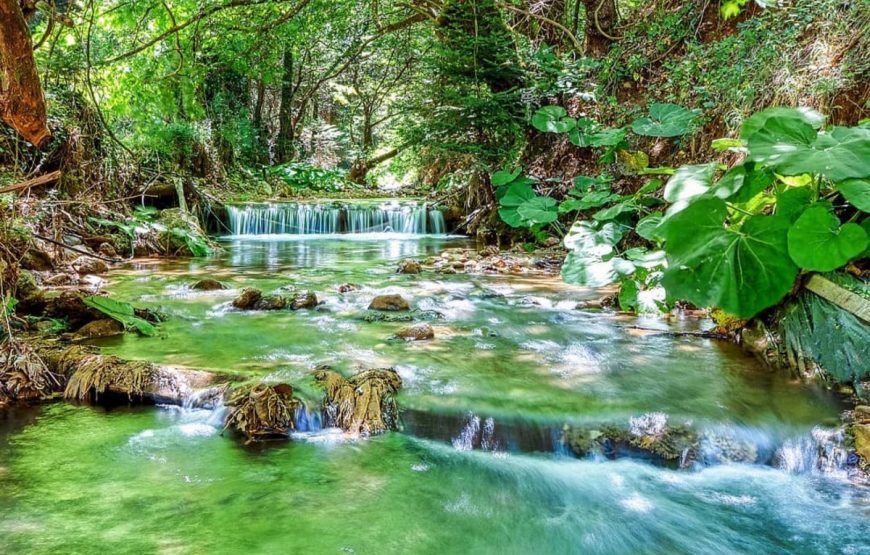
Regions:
[[804, 274, 870, 324], [0, 170, 61, 194]]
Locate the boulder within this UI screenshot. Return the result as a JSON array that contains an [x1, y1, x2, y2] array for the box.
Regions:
[[368, 294, 410, 311], [224, 382, 300, 439], [397, 259, 422, 274], [98, 243, 118, 258], [44, 273, 77, 286], [254, 295, 288, 310], [72, 256, 109, 275], [14, 271, 45, 314], [395, 323, 434, 341], [291, 290, 318, 310], [191, 278, 227, 291], [232, 288, 263, 309], [337, 283, 361, 293], [75, 319, 124, 338]]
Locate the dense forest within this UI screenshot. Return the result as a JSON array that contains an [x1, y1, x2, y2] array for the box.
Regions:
[[1, 0, 870, 552]]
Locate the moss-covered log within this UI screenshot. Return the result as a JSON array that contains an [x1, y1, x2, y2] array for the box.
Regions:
[[314, 367, 402, 435]]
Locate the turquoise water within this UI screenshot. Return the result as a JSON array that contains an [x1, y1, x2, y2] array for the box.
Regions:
[[0, 234, 867, 554]]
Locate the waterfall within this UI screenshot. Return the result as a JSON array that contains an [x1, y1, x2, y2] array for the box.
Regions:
[[226, 201, 447, 236]]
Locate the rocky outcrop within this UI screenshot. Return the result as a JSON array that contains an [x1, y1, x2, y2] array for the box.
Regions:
[[368, 294, 410, 311]]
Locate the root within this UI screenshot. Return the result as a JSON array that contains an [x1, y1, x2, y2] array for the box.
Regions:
[[0, 341, 63, 406]]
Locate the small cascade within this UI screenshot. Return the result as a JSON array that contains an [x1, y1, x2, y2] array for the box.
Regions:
[[776, 427, 851, 477], [451, 412, 500, 452], [226, 201, 447, 236]]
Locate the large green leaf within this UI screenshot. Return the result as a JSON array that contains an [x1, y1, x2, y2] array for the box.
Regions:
[[837, 179, 870, 212], [635, 213, 664, 241], [491, 167, 522, 186], [661, 197, 798, 318], [662, 163, 717, 204], [713, 163, 774, 202], [786, 206, 868, 271], [744, 108, 870, 182], [83, 296, 156, 336], [517, 196, 558, 224], [531, 106, 576, 133], [561, 221, 625, 287], [631, 103, 700, 137]]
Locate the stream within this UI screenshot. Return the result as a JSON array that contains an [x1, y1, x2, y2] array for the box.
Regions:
[[1, 202, 869, 554]]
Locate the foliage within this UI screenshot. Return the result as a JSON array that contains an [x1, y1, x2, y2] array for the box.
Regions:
[[82, 296, 156, 336], [271, 162, 357, 194], [497, 106, 869, 318]]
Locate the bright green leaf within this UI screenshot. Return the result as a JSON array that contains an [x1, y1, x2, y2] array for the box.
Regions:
[[631, 103, 700, 137], [786, 206, 868, 271]]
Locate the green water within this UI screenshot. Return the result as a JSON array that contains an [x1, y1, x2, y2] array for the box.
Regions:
[[1, 234, 868, 554]]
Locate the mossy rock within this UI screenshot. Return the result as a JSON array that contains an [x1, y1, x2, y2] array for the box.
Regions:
[[224, 382, 300, 440], [314, 367, 402, 435]]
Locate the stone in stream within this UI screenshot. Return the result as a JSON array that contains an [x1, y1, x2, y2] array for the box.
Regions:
[[397, 259, 422, 274], [291, 290, 318, 310], [72, 256, 109, 275], [232, 287, 317, 311], [75, 319, 124, 338], [394, 323, 434, 341], [232, 288, 263, 309], [224, 382, 300, 440], [368, 294, 410, 311], [191, 278, 227, 291], [337, 283, 361, 293], [314, 367, 402, 435]]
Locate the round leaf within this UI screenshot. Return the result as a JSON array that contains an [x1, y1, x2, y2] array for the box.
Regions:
[[516, 196, 558, 224], [662, 197, 797, 318], [838, 179, 870, 212], [786, 206, 868, 271], [631, 103, 699, 137]]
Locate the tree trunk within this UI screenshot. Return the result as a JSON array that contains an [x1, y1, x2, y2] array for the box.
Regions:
[[252, 79, 268, 163], [348, 146, 402, 184], [0, 0, 51, 147], [276, 48, 295, 163], [582, 0, 618, 57]]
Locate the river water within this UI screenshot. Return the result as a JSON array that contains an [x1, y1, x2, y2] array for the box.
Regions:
[[1, 230, 868, 554]]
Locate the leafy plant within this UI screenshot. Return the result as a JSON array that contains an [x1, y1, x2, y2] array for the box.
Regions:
[[82, 296, 156, 336], [631, 103, 700, 137]]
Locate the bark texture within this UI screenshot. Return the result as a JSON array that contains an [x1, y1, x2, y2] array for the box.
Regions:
[[0, 0, 51, 146]]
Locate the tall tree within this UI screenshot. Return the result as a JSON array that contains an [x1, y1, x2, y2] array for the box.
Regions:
[[0, 0, 51, 146]]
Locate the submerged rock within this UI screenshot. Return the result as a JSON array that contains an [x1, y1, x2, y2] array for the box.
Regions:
[[395, 323, 434, 341], [232, 287, 317, 311], [314, 367, 402, 435], [191, 278, 227, 291], [224, 382, 300, 440], [291, 290, 318, 310], [254, 295, 288, 310], [369, 294, 410, 311], [75, 319, 124, 339], [362, 312, 414, 323], [397, 259, 422, 274], [337, 283, 361, 293], [562, 414, 699, 468]]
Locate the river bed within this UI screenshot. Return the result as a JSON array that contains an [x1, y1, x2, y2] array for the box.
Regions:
[[1, 233, 868, 554]]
